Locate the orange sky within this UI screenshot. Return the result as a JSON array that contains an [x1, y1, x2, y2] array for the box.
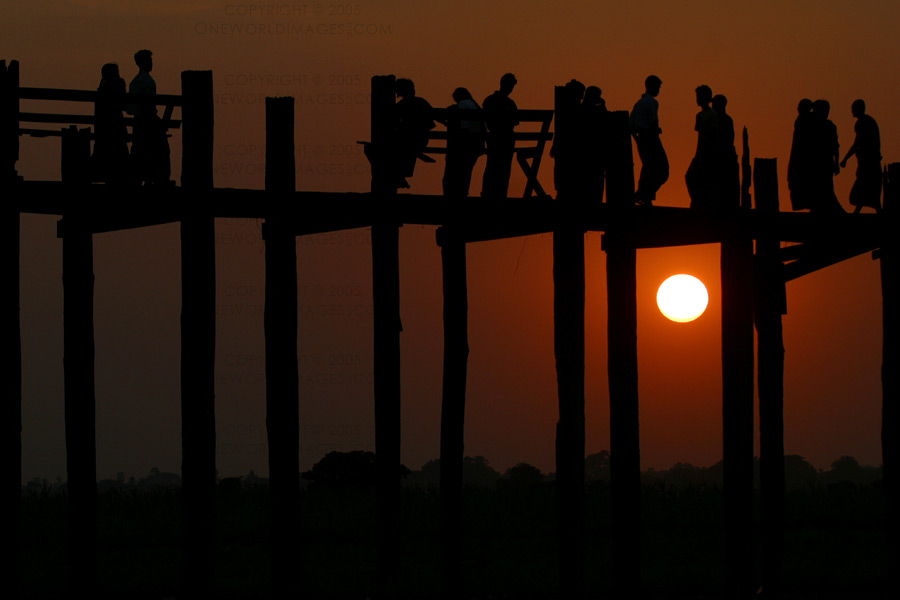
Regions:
[[5, 0, 897, 480]]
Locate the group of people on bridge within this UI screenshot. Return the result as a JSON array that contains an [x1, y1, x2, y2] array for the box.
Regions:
[[92, 49, 171, 187], [376, 73, 520, 200], [384, 72, 883, 215], [788, 98, 882, 214]]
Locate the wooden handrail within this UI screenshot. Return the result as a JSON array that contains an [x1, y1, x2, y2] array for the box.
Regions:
[[18, 86, 182, 106]]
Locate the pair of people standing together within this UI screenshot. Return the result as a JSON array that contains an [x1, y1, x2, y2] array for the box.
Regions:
[[630, 75, 738, 211], [92, 49, 171, 186]]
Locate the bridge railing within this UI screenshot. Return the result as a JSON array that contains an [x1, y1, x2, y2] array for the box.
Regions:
[[17, 86, 182, 139]]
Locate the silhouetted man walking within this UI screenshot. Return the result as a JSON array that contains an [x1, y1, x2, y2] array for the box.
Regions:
[[630, 75, 668, 205], [840, 99, 882, 213], [127, 49, 170, 185], [481, 73, 519, 199]]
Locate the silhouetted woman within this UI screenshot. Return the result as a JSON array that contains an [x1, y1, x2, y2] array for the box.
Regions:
[[788, 98, 814, 210], [551, 79, 586, 200], [441, 87, 485, 197], [713, 94, 739, 210], [91, 63, 129, 185], [686, 84, 719, 211], [582, 85, 608, 202], [810, 99, 844, 214]]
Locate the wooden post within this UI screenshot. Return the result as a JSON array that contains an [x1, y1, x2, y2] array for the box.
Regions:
[[60, 125, 91, 184], [882, 163, 900, 575], [741, 127, 752, 211], [1, 59, 19, 180], [554, 225, 585, 598], [179, 69, 216, 596], [552, 83, 586, 598], [605, 111, 635, 209], [754, 158, 785, 595], [603, 110, 641, 593], [59, 138, 97, 592], [1, 59, 22, 600], [263, 96, 300, 597], [436, 226, 468, 600], [371, 74, 401, 598], [721, 163, 756, 595]]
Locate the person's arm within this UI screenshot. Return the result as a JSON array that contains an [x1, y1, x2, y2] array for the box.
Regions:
[[840, 136, 858, 168], [833, 129, 841, 174]]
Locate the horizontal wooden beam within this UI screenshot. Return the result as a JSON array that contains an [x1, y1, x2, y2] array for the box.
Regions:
[[426, 131, 553, 142], [429, 107, 552, 122], [19, 112, 181, 128], [18, 87, 182, 106], [783, 238, 880, 282], [10, 182, 890, 250]]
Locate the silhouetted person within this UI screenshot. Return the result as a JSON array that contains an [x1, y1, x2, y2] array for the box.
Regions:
[[810, 99, 844, 214], [713, 94, 739, 210], [582, 85, 608, 202], [840, 99, 882, 213], [126, 49, 170, 185], [686, 84, 719, 211], [91, 63, 129, 185], [630, 75, 668, 205], [481, 73, 519, 199], [551, 79, 586, 200], [788, 98, 815, 210], [440, 87, 485, 197], [394, 77, 435, 188]]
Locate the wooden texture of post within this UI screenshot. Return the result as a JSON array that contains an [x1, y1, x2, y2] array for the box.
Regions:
[[263, 96, 300, 597], [179, 69, 216, 596], [553, 84, 585, 598], [60, 127, 97, 593], [721, 161, 756, 595], [603, 110, 641, 593], [754, 158, 785, 595], [883, 163, 900, 574], [437, 226, 468, 600], [741, 127, 752, 210], [1, 59, 19, 180], [371, 74, 401, 598], [1, 59, 22, 600]]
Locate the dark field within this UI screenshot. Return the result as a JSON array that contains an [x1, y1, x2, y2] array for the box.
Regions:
[[19, 472, 888, 599]]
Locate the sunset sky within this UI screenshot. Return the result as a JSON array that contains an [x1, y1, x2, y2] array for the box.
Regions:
[[5, 0, 897, 481]]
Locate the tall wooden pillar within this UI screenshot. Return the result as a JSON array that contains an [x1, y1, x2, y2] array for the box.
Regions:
[[263, 96, 300, 597], [721, 169, 756, 594], [436, 226, 468, 600], [552, 83, 586, 598], [371, 74, 401, 598], [0, 58, 22, 600], [754, 159, 785, 595], [59, 128, 97, 592], [554, 225, 585, 598], [179, 70, 216, 596], [604, 110, 641, 594], [882, 163, 900, 574]]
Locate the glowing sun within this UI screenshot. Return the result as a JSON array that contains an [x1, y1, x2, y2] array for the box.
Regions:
[[656, 274, 709, 323]]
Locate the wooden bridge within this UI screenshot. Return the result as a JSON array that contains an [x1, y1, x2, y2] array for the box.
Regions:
[[2, 60, 896, 598]]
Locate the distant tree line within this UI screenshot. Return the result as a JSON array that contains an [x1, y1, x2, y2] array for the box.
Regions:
[[21, 451, 882, 495]]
